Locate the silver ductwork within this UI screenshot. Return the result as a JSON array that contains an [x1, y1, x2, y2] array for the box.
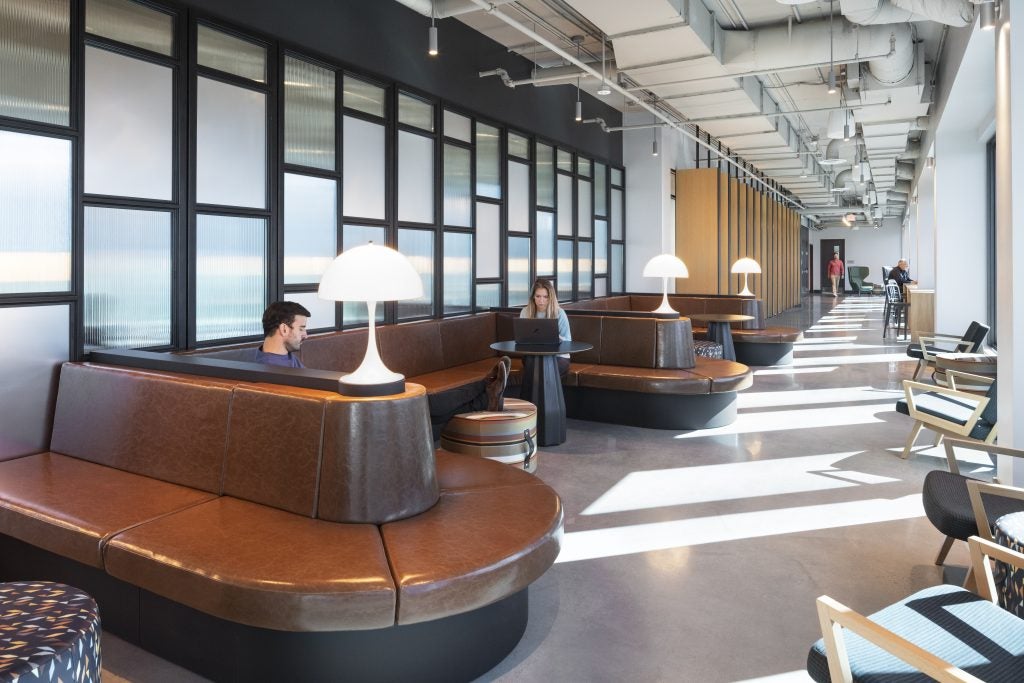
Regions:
[[900, 140, 923, 159], [895, 161, 915, 179], [394, 0, 515, 19], [840, 0, 974, 27]]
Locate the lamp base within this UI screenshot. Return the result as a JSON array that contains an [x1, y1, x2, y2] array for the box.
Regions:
[[738, 286, 754, 297], [337, 377, 406, 397], [652, 284, 678, 315]]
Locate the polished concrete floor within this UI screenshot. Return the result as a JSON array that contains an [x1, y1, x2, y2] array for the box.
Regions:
[[102, 294, 986, 682]]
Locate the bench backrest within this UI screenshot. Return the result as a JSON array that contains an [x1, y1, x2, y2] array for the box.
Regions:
[[565, 315, 696, 369]]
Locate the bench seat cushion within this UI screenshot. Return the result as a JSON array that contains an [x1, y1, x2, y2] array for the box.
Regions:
[[570, 364, 711, 395], [0, 453, 216, 568], [410, 358, 501, 395], [434, 449, 542, 491], [104, 496, 397, 632], [732, 327, 803, 343], [381, 481, 562, 625], [694, 358, 754, 392]]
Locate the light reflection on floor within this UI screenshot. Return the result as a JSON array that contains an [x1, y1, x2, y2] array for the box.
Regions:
[[738, 386, 901, 409], [791, 352, 915, 367]]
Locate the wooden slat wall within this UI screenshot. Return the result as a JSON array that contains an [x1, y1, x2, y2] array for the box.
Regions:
[[674, 169, 800, 316]]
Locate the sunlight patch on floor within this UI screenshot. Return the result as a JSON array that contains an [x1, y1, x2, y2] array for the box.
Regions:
[[674, 403, 891, 439], [754, 366, 839, 376], [738, 386, 901, 409], [791, 353, 914, 367], [794, 336, 858, 344], [734, 671, 814, 683]]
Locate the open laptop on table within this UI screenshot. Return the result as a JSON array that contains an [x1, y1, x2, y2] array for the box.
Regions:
[[512, 318, 561, 349]]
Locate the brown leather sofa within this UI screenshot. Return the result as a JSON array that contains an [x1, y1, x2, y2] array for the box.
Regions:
[[0, 362, 562, 682]]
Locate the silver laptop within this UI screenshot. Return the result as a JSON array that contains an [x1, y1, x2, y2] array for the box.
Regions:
[[513, 318, 560, 347]]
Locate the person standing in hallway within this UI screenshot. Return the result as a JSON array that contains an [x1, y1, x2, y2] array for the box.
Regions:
[[827, 253, 845, 297]]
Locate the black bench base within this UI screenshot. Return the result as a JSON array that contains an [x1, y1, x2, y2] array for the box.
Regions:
[[564, 387, 737, 430], [0, 534, 527, 683], [734, 341, 794, 366]]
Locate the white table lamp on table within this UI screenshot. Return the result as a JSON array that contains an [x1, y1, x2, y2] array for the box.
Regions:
[[730, 257, 761, 297], [318, 242, 423, 396], [642, 254, 689, 314]]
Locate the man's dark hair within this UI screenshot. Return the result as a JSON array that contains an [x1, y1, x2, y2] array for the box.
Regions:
[[262, 301, 311, 337]]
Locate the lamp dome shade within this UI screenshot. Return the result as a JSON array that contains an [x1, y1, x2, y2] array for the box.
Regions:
[[730, 258, 762, 274], [642, 254, 689, 278], [318, 243, 423, 302]]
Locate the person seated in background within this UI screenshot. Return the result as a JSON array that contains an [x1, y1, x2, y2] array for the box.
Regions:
[[245, 300, 310, 367], [519, 278, 572, 377], [887, 259, 917, 292]]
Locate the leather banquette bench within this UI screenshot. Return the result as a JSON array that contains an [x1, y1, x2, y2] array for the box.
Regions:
[[563, 294, 803, 366], [0, 361, 563, 682]]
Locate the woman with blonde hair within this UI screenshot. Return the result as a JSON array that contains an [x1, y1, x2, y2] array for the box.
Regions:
[[520, 278, 572, 376]]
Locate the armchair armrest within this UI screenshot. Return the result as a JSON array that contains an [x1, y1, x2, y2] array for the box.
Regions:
[[918, 336, 972, 362], [901, 380, 991, 438], [967, 480, 1024, 543], [945, 370, 994, 391], [943, 438, 1017, 478]]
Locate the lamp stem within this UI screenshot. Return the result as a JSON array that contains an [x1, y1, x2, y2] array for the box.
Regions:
[[342, 299, 404, 386], [739, 272, 753, 297], [653, 276, 678, 314]]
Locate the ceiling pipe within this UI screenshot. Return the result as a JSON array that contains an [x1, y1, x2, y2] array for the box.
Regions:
[[394, 0, 515, 19], [465, 0, 804, 209], [684, 99, 891, 124], [840, 0, 974, 27]]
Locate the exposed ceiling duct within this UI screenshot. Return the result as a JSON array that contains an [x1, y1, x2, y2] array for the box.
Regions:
[[839, 0, 974, 27], [394, 0, 516, 19]]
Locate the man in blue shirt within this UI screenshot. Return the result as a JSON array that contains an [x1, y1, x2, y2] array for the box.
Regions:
[[247, 301, 310, 368]]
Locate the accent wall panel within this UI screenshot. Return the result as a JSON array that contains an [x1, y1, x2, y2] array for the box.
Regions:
[[674, 168, 720, 294]]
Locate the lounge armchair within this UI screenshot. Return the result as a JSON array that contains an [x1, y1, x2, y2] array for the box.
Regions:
[[846, 266, 875, 295], [906, 321, 990, 381], [896, 370, 997, 459]]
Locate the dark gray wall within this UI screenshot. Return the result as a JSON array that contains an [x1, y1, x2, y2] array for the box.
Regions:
[[184, 0, 623, 164]]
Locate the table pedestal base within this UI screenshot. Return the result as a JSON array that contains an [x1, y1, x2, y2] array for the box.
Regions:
[[521, 355, 566, 446]]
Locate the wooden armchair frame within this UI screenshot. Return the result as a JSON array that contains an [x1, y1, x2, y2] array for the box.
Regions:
[[900, 371, 997, 459], [912, 334, 976, 381]]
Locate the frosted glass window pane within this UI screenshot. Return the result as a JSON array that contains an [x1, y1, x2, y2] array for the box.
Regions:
[[443, 232, 472, 315], [397, 229, 433, 319], [343, 116, 385, 220], [557, 149, 572, 172], [85, 47, 172, 200], [577, 180, 592, 238], [195, 214, 266, 342], [284, 56, 335, 170], [86, 0, 173, 56], [578, 157, 592, 177], [342, 224, 385, 325], [476, 202, 500, 279], [343, 76, 385, 118], [0, 0, 69, 125], [612, 244, 624, 293], [443, 110, 471, 142], [84, 207, 170, 350], [508, 131, 529, 159], [476, 283, 500, 311], [197, 25, 265, 83], [288, 291, 336, 330], [557, 240, 573, 300], [537, 212, 554, 276], [508, 237, 531, 307], [476, 123, 500, 199], [0, 131, 71, 293], [594, 162, 607, 216], [398, 131, 434, 223], [508, 160, 529, 233], [611, 188, 623, 240], [611, 167, 623, 186], [557, 175, 573, 237], [443, 144, 471, 227], [578, 242, 593, 297], [284, 174, 336, 285], [398, 92, 433, 132], [594, 219, 607, 274], [536, 143, 554, 208], [595, 277, 607, 297], [196, 77, 266, 208]]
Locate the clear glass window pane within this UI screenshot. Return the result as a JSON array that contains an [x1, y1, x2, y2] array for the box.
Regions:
[[196, 76, 266, 208], [342, 224, 385, 325], [595, 277, 607, 297], [443, 110, 471, 142], [0, 131, 71, 294], [536, 143, 554, 208], [288, 291, 336, 330], [508, 236, 531, 307], [343, 75, 385, 118], [476, 123, 500, 199], [508, 131, 529, 159], [85, 46, 172, 200], [612, 244, 624, 293], [594, 162, 607, 216], [397, 229, 433, 319], [195, 214, 266, 342], [578, 157, 592, 177], [86, 0, 173, 56], [398, 92, 433, 132], [398, 130, 434, 223], [444, 144, 471, 227], [611, 167, 623, 186], [594, 219, 607, 275], [284, 173, 336, 285], [0, 0, 70, 125], [537, 211, 554, 276], [84, 206, 170, 350], [343, 116, 386, 220], [476, 202, 500, 279], [578, 241, 593, 297], [508, 160, 529, 233], [475, 283, 500, 311], [443, 232, 472, 315], [557, 149, 572, 172], [284, 56, 335, 170], [611, 188, 623, 240], [557, 174, 573, 237], [197, 24, 265, 83], [577, 179, 592, 238], [557, 240, 573, 301]]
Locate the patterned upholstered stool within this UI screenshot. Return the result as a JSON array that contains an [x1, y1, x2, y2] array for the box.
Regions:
[[440, 398, 539, 472], [0, 581, 101, 682], [693, 340, 724, 359], [994, 511, 1024, 617]]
